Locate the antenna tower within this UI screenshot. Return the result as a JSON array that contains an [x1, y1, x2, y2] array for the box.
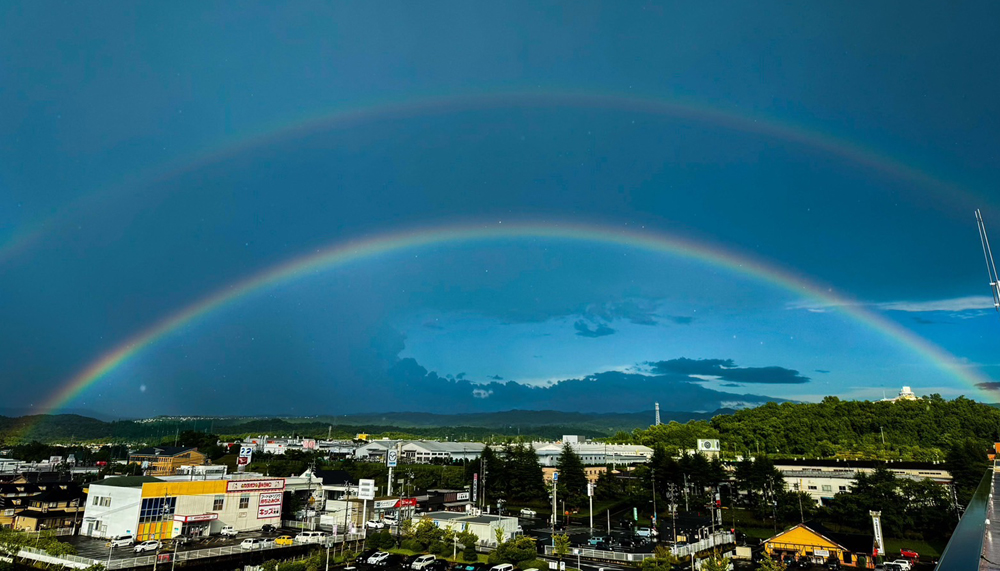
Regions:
[[975, 209, 1000, 313], [655, 402, 661, 426]]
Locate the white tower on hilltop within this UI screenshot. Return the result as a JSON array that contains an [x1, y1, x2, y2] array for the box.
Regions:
[[655, 402, 661, 426]]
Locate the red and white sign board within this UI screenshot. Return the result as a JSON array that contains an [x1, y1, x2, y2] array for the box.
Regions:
[[173, 513, 218, 523], [227, 479, 285, 493], [257, 505, 281, 519], [259, 492, 282, 506]]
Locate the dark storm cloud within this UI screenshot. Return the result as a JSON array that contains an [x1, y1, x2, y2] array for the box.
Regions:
[[488, 375, 504, 380], [346, 327, 790, 413], [574, 320, 616, 338], [976, 382, 1000, 391], [647, 357, 810, 384]]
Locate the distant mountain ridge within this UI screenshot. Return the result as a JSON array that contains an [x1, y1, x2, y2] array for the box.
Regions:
[[0, 408, 739, 444]]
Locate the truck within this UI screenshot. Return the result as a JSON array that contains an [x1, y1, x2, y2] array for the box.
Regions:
[[220, 525, 238, 537]]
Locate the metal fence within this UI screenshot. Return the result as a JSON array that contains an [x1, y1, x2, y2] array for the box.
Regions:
[[544, 545, 651, 563], [671, 532, 734, 558], [105, 532, 368, 569], [543, 532, 735, 564], [17, 545, 98, 570]]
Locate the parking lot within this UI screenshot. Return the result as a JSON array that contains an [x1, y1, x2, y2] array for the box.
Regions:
[[59, 527, 294, 561]]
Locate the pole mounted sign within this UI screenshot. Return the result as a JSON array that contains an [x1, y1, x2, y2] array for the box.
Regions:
[[238, 446, 253, 473], [387, 449, 398, 468], [358, 479, 376, 501]]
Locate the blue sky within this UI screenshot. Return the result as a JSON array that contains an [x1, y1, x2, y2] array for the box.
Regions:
[[1, 2, 999, 416]]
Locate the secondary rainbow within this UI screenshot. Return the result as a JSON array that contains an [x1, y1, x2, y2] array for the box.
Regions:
[[0, 89, 984, 265], [45, 221, 991, 413]]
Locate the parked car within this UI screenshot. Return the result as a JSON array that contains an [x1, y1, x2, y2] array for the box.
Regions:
[[428, 559, 451, 571], [490, 564, 515, 571], [355, 549, 378, 564], [899, 548, 919, 560], [134, 540, 162, 553], [295, 531, 329, 544], [519, 508, 537, 518], [261, 524, 277, 534], [377, 554, 405, 567], [634, 527, 658, 538], [889, 561, 912, 571], [367, 551, 391, 565], [588, 535, 610, 546], [220, 526, 238, 537], [275, 535, 294, 546], [412, 554, 437, 570], [108, 535, 134, 548], [382, 516, 399, 527], [366, 519, 387, 529], [241, 538, 266, 550]]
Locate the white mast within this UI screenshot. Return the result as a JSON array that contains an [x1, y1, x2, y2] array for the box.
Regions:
[[975, 209, 1000, 312]]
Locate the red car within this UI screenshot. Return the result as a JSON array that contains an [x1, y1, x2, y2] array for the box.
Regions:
[[900, 548, 919, 559]]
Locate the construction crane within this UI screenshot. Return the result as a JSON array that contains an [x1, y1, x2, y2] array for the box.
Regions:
[[975, 209, 1000, 313]]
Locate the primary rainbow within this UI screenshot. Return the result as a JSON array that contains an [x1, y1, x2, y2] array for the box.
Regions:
[[0, 89, 984, 265], [45, 221, 990, 413]]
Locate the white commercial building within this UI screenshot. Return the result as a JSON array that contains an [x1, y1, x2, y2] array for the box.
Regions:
[[530, 438, 653, 467], [82, 474, 286, 541], [354, 440, 485, 464], [417, 511, 520, 546]]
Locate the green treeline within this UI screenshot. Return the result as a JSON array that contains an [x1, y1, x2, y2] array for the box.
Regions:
[[614, 396, 1000, 462]]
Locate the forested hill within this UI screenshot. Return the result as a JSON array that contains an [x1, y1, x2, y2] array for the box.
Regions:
[[0, 409, 727, 445], [621, 395, 999, 461]]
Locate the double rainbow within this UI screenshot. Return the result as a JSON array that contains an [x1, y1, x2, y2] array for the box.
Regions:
[[43, 221, 990, 413]]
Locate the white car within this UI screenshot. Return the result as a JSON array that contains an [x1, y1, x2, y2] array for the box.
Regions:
[[295, 531, 329, 544], [133, 540, 161, 553], [382, 516, 399, 527], [220, 525, 238, 537], [241, 538, 265, 550], [108, 535, 134, 548], [367, 551, 390, 565], [634, 527, 658, 538], [890, 561, 912, 571], [365, 519, 387, 529], [519, 508, 537, 518], [412, 554, 437, 570], [490, 565, 515, 571]]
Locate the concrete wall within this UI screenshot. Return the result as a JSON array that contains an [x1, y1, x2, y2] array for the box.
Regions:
[[82, 485, 143, 539]]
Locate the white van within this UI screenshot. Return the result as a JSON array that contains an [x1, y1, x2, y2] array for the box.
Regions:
[[412, 554, 437, 570], [295, 530, 328, 544], [108, 535, 134, 548]]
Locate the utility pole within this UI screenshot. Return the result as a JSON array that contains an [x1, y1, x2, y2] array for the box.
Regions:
[[551, 471, 558, 538], [666, 483, 678, 544], [682, 474, 689, 512], [588, 482, 594, 531]]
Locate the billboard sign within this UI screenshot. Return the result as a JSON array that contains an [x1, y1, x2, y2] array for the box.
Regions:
[[173, 513, 218, 523], [257, 505, 281, 519], [259, 492, 283, 506], [456, 492, 470, 501], [226, 479, 285, 493], [358, 479, 376, 500], [387, 449, 398, 467], [472, 474, 478, 503], [375, 499, 398, 509]]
